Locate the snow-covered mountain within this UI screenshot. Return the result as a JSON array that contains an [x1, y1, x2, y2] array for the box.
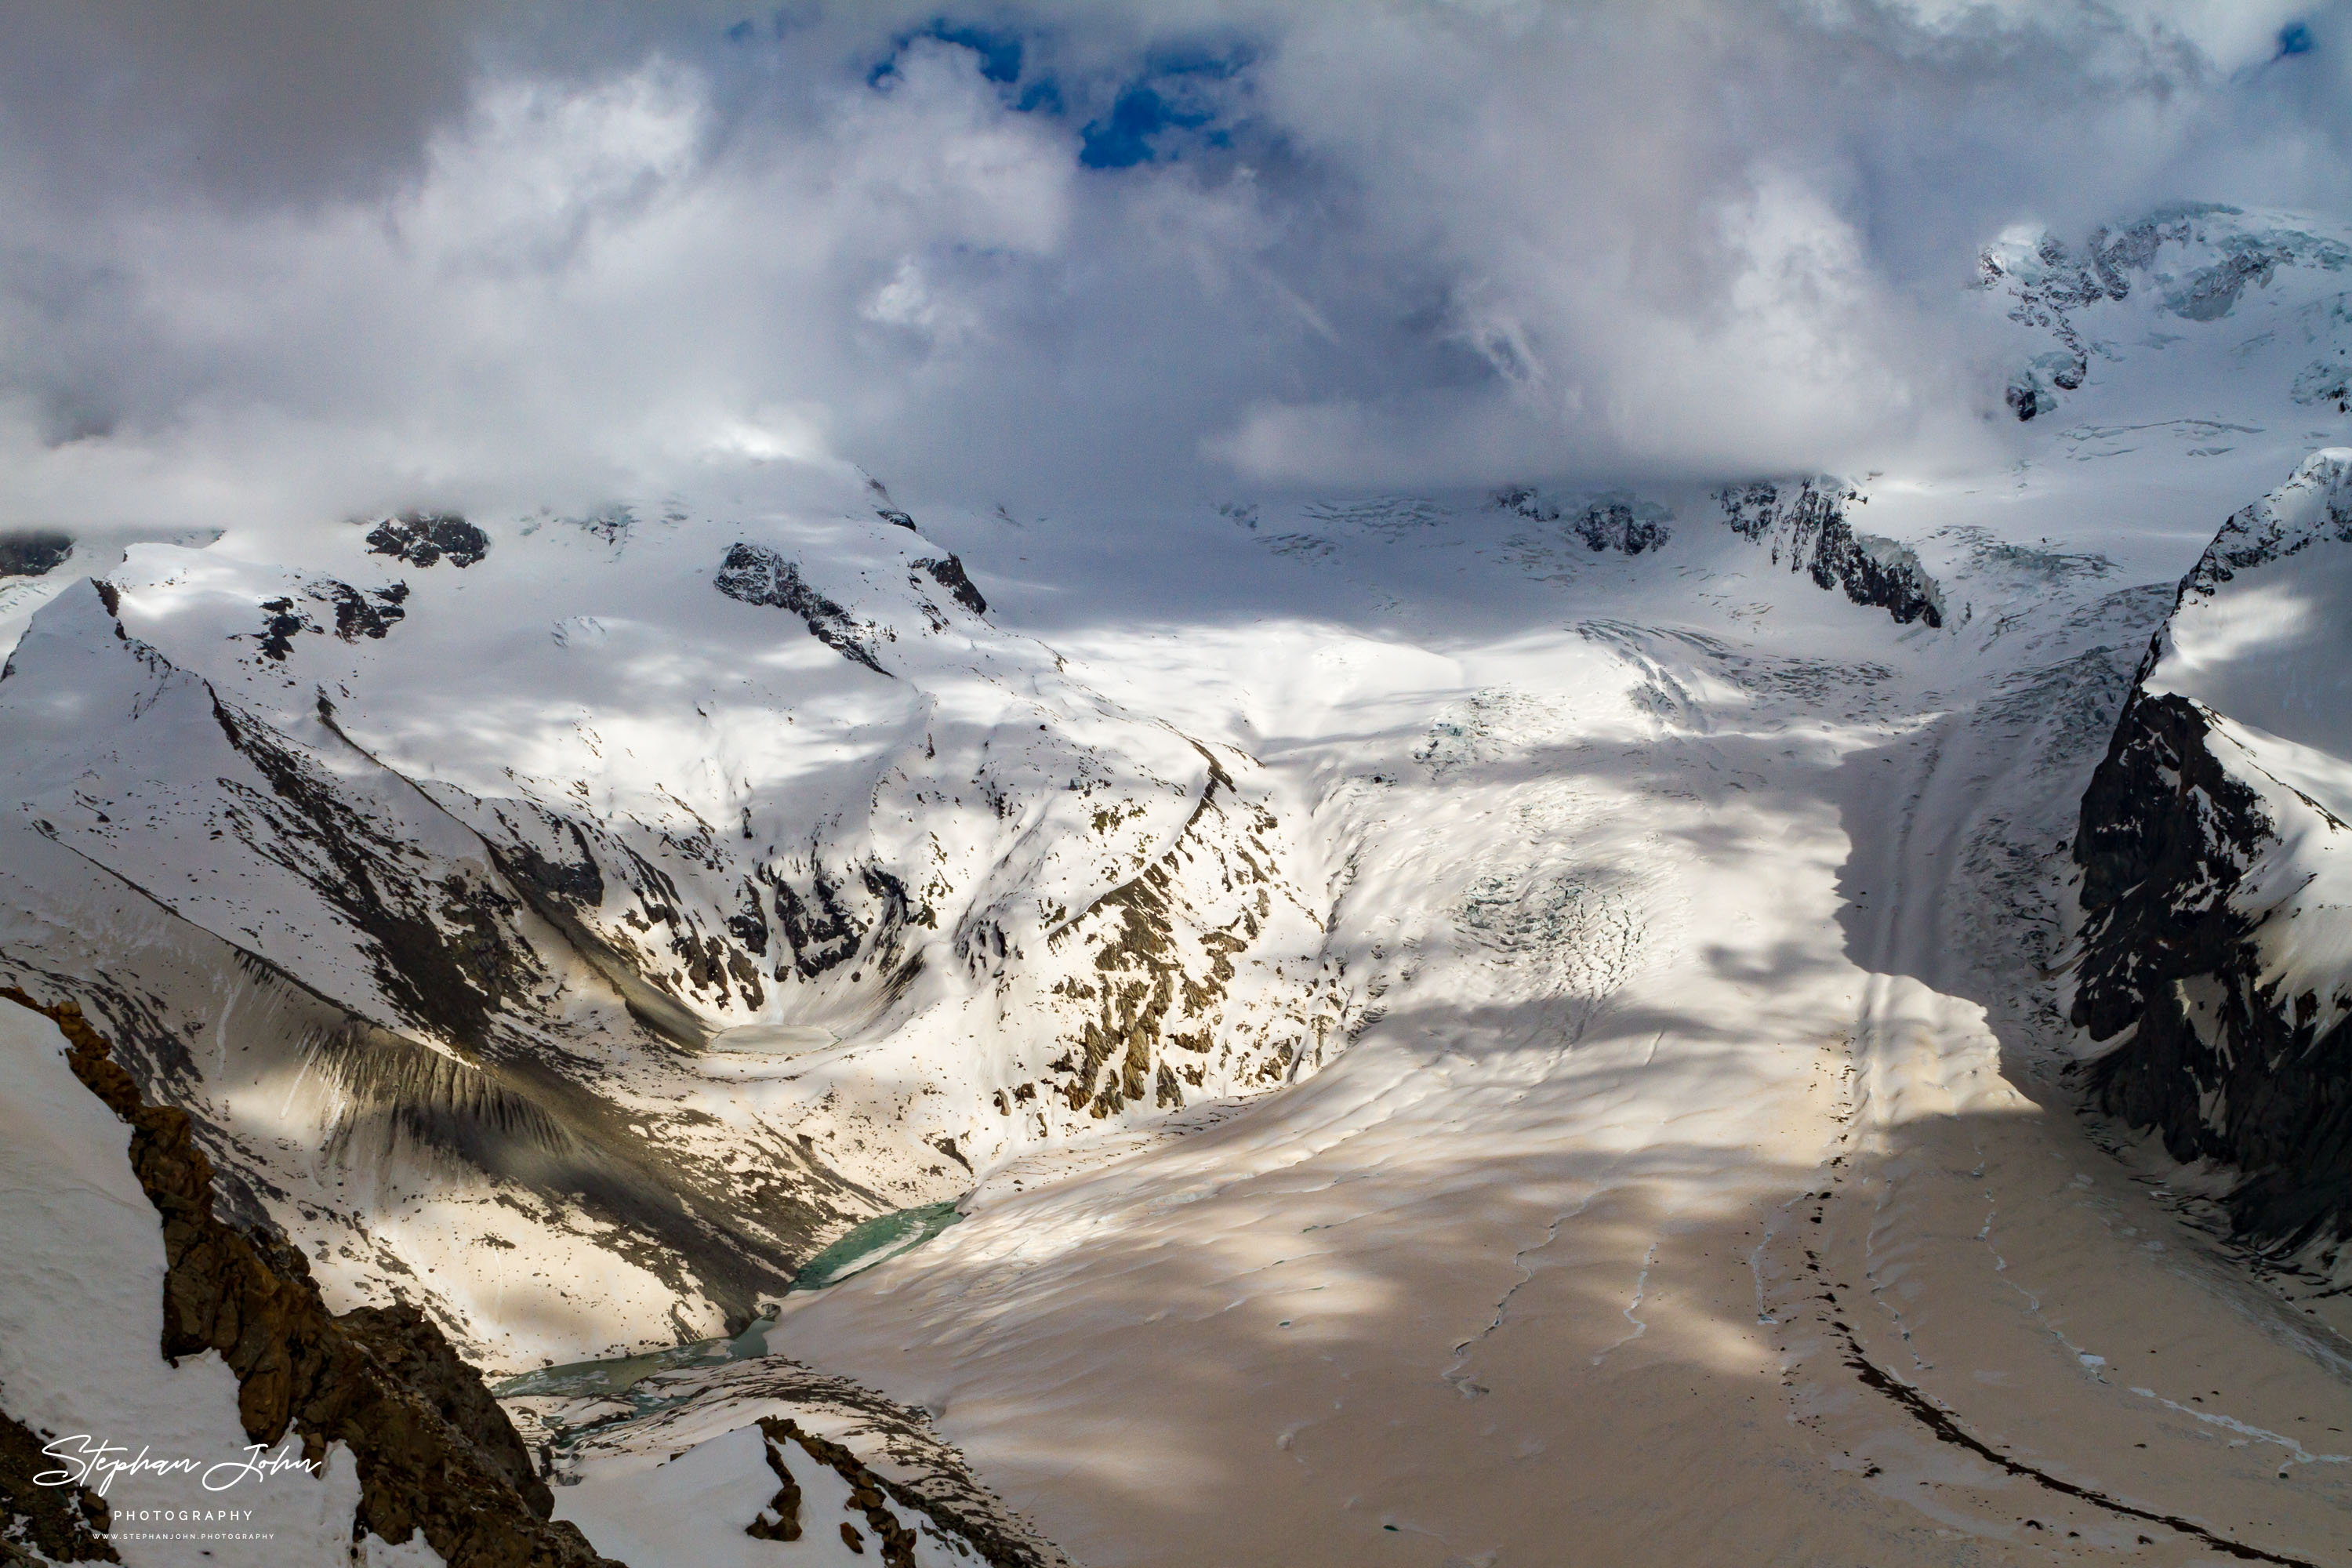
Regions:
[[8, 201, 2352, 1567], [0, 484, 1348, 1371], [2073, 448, 2352, 1261], [1983, 203, 2352, 425]]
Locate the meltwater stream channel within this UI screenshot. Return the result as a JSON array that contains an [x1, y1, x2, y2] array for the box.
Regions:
[[492, 1200, 966, 1449]]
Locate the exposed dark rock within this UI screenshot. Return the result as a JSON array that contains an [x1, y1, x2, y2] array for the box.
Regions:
[[0, 531, 73, 579], [315, 579, 409, 641], [0, 989, 622, 1568], [744, 1417, 804, 1541], [209, 697, 539, 1047], [366, 513, 490, 570], [2005, 351, 2084, 421], [2167, 245, 2292, 322], [1491, 485, 1555, 521], [865, 477, 918, 532], [1718, 480, 1944, 627], [1571, 499, 1671, 555], [338, 1304, 554, 1517], [1040, 744, 1304, 1118], [1494, 486, 1672, 556], [913, 554, 987, 615], [1983, 207, 2350, 419], [0, 1397, 117, 1563], [2073, 460, 2352, 1253], [566, 509, 633, 548], [572, 1357, 1072, 1568], [249, 580, 409, 656], [254, 597, 312, 661], [714, 543, 889, 675], [2074, 692, 2352, 1250]]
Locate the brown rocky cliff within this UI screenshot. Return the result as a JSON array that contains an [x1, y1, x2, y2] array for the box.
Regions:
[[0, 1398, 117, 1563], [1, 989, 622, 1568]]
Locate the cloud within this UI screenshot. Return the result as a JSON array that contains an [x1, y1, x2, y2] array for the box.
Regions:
[[0, 0, 2345, 532]]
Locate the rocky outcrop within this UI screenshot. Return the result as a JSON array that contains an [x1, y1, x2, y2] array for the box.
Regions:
[[1032, 745, 1341, 1120], [338, 1304, 556, 1518], [1492, 486, 1672, 555], [0, 1399, 116, 1563], [241, 579, 411, 661], [523, 1352, 1075, 1568], [913, 554, 987, 615], [1718, 479, 1944, 627], [2075, 695, 2352, 1249], [1982, 205, 2352, 420], [0, 989, 622, 1568], [365, 511, 490, 569], [2071, 452, 2352, 1257], [715, 541, 891, 673], [0, 532, 72, 579]]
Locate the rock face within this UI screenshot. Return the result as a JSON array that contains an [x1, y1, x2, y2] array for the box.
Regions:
[[0, 532, 72, 580], [2071, 450, 2352, 1261], [0, 1400, 116, 1563], [365, 511, 490, 569], [1, 989, 619, 1568], [913, 554, 987, 615], [1718, 478, 1944, 628], [1491, 486, 1672, 556], [1981, 204, 2352, 421], [714, 541, 891, 673]]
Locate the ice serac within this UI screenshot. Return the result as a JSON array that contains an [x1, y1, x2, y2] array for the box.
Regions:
[[1717, 477, 1944, 627], [2072, 448, 2352, 1260]]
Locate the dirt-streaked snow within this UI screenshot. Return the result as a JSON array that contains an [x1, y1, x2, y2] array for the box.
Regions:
[[5, 201, 2352, 1566]]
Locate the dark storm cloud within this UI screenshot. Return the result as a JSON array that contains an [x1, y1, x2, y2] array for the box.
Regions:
[[0, 1, 477, 207], [0, 2, 2344, 528]]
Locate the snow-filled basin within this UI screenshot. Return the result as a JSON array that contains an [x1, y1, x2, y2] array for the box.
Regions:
[[706, 1022, 838, 1055]]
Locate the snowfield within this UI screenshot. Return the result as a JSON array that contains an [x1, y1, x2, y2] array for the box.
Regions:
[[0, 1002, 448, 1568], [4, 202, 2352, 1565]]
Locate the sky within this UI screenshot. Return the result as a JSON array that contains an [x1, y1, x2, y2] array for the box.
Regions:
[[0, 0, 2346, 530]]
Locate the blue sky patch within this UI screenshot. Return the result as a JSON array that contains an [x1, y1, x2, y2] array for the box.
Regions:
[[869, 18, 1027, 88], [1078, 40, 1253, 169], [1082, 85, 1210, 168]]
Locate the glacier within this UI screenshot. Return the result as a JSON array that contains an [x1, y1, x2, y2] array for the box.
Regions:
[[5, 202, 2352, 1566]]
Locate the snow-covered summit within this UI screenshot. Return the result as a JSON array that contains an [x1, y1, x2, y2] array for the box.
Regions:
[[1984, 203, 2352, 423]]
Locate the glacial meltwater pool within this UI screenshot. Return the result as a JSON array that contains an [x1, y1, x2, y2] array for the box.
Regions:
[[786, 1199, 964, 1293], [492, 1199, 965, 1405]]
